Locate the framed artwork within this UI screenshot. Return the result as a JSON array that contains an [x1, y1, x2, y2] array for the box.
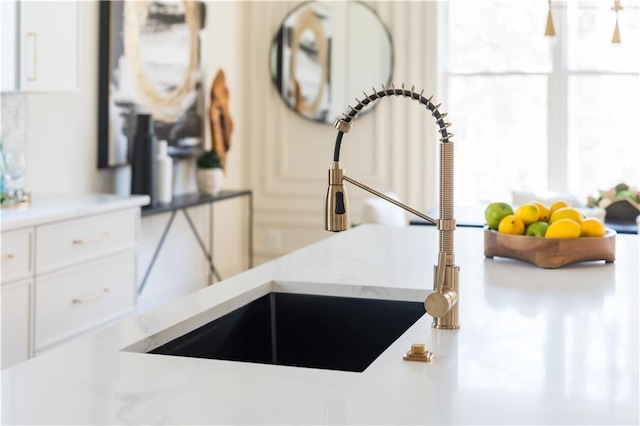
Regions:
[[98, 0, 206, 168]]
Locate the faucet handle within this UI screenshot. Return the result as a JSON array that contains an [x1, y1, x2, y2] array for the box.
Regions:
[[424, 288, 458, 318], [426, 253, 456, 318]]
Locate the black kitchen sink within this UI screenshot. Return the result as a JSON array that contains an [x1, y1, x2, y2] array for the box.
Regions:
[[149, 292, 426, 372]]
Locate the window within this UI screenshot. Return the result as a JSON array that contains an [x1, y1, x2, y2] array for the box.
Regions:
[[444, 0, 640, 205]]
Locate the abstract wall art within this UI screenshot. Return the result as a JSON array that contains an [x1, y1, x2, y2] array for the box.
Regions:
[[98, 0, 206, 168]]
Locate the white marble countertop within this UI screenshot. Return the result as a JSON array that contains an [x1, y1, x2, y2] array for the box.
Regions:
[[0, 193, 150, 231], [2, 225, 638, 425]]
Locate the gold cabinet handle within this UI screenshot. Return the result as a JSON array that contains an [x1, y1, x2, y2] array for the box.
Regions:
[[72, 288, 110, 304], [73, 232, 110, 245], [1, 254, 16, 263], [26, 32, 37, 82]]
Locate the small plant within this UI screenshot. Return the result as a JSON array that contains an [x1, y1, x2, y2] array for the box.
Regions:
[[195, 150, 224, 196], [196, 150, 222, 169]]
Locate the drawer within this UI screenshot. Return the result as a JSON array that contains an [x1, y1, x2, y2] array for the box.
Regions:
[[1, 229, 34, 283], [36, 209, 137, 273], [2, 279, 32, 369], [35, 253, 136, 351]]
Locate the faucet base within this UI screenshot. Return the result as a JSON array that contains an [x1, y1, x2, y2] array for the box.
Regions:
[[430, 264, 460, 330], [432, 323, 460, 330]]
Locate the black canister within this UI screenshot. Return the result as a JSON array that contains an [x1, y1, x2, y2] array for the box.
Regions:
[[131, 113, 157, 207]]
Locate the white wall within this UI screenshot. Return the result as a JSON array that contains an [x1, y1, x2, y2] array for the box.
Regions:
[[246, 1, 442, 265], [138, 0, 252, 312], [7, 0, 443, 309]]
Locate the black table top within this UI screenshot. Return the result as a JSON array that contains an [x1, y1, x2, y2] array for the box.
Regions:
[[141, 190, 252, 217]]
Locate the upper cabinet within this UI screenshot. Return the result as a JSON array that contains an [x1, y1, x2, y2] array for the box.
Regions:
[[1, 0, 79, 92], [1, 1, 19, 91]]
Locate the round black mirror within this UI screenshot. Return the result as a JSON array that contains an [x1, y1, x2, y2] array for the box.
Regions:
[[270, 1, 393, 124]]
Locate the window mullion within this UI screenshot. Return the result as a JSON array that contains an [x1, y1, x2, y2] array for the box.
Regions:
[[547, 5, 569, 192]]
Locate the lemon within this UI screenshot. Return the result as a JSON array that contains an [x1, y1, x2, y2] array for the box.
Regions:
[[545, 218, 581, 239], [515, 203, 540, 225], [580, 217, 606, 238], [533, 201, 551, 222], [549, 200, 571, 214], [498, 215, 525, 235], [549, 207, 583, 224]]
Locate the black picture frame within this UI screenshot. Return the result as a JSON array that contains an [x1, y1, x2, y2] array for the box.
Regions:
[[98, 0, 206, 169]]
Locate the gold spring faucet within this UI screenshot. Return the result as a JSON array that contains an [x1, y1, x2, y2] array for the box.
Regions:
[[325, 83, 460, 330]]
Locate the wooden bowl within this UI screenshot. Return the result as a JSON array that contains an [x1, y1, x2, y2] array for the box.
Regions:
[[484, 227, 616, 268]]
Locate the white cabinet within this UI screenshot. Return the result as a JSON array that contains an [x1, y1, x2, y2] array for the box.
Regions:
[[35, 254, 135, 351], [20, 0, 78, 92], [1, 229, 33, 283], [1, 0, 78, 92], [36, 209, 137, 274], [1, 228, 33, 369], [32, 210, 139, 353], [1, 201, 144, 368], [1, 279, 32, 370], [1, 0, 20, 91]]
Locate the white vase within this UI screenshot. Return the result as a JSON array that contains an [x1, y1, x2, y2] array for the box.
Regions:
[[156, 140, 173, 203], [196, 168, 223, 196]]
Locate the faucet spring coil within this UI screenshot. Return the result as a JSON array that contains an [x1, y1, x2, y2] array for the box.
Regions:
[[440, 142, 455, 255], [337, 83, 453, 145]]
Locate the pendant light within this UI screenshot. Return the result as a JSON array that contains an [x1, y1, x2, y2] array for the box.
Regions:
[[545, 0, 556, 37], [611, 0, 622, 44]]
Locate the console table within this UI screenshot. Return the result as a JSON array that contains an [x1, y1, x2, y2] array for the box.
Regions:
[[139, 190, 253, 294]]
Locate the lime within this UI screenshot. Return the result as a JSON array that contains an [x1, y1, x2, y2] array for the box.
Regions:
[[525, 221, 549, 237], [485, 202, 513, 230]]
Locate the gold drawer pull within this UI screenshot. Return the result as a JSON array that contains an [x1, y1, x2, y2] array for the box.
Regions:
[[73, 232, 110, 245], [72, 288, 110, 304], [1, 254, 16, 263]]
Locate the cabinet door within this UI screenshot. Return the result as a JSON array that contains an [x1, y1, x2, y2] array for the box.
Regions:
[[1, 0, 19, 92], [35, 253, 136, 352], [20, 0, 78, 92], [1, 228, 34, 283], [2, 279, 32, 370], [35, 209, 138, 274]]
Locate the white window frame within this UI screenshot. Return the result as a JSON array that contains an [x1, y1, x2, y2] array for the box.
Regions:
[[439, 0, 640, 199]]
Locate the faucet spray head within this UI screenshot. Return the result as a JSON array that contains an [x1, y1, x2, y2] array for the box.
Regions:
[[325, 162, 350, 232]]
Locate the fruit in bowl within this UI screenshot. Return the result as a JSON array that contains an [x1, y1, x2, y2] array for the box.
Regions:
[[483, 200, 615, 268], [525, 221, 548, 237], [484, 201, 606, 239], [484, 202, 513, 230]]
